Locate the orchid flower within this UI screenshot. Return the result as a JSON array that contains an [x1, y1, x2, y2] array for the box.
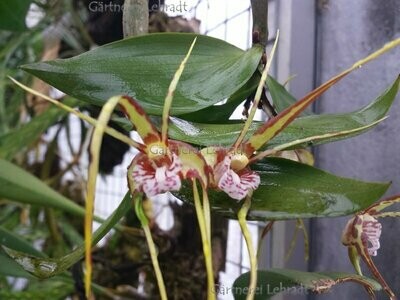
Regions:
[[202, 36, 400, 204], [201, 28, 340, 202], [342, 194, 400, 299], [199, 29, 326, 202], [199, 33, 279, 202], [122, 97, 208, 198]]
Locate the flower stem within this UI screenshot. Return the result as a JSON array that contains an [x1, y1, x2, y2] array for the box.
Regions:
[[134, 196, 168, 300], [84, 96, 123, 298], [256, 221, 274, 261], [237, 194, 257, 300], [193, 180, 215, 300], [202, 188, 211, 241]]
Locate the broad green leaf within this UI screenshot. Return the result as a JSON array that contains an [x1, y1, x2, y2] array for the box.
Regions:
[[163, 76, 400, 149], [3, 192, 131, 279], [179, 73, 260, 123], [0, 225, 44, 257], [175, 158, 389, 220], [232, 269, 381, 300], [0, 0, 31, 31], [0, 158, 87, 217], [0, 98, 78, 160], [267, 75, 313, 115], [22, 33, 263, 115]]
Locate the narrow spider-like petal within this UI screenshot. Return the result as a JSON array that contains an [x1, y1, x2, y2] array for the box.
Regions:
[[242, 71, 349, 155], [232, 31, 279, 150], [119, 96, 161, 146], [84, 96, 125, 298], [162, 38, 197, 144], [363, 194, 400, 215], [129, 152, 183, 197], [214, 155, 260, 200]]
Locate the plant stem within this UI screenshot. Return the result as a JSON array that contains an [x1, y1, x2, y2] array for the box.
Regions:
[[134, 197, 168, 300], [250, 0, 268, 47], [238, 194, 257, 300], [143, 225, 167, 299], [123, 0, 149, 37], [256, 221, 274, 261], [202, 188, 211, 241], [192, 180, 215, 300]]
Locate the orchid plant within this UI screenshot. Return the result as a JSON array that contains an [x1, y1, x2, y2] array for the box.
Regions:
[[1, 9, 400, 299]]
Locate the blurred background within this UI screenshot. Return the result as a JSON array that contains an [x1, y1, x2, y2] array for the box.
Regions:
[[1, 0, 399, 299]]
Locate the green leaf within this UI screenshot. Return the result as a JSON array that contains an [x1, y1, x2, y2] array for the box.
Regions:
[[22, 33, 263, 115], [164, 76, 400, 149], [179, 73, 260, 123], [232, 269, 381, 300], [2, 192, 131, 279], [0, 225, 44, 257], [0, 158, 86, 217], [0, 0, 31, 31], [267, 75, 313, 115], [0, 249, 34, 278], [0, 98, 78, 160], [175, 158, 389, 220]]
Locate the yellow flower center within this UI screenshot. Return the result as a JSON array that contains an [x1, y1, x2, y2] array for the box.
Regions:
[[148, 142, 168, 160], [231, 153, 249, 171]]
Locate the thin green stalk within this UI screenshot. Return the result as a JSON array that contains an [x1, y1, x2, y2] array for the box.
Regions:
[[202, 188, 211, 241], [0, 68, 8, 134], [256, 221, 274, 261], [192, 180, 215, 300], [237, 194, 257, 300], [134, 196, 168, 300]]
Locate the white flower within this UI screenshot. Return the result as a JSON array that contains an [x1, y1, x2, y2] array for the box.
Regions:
[[214, 154, 260, 201], [130, 152, 183, 197], [341, 214, 382, 256]]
